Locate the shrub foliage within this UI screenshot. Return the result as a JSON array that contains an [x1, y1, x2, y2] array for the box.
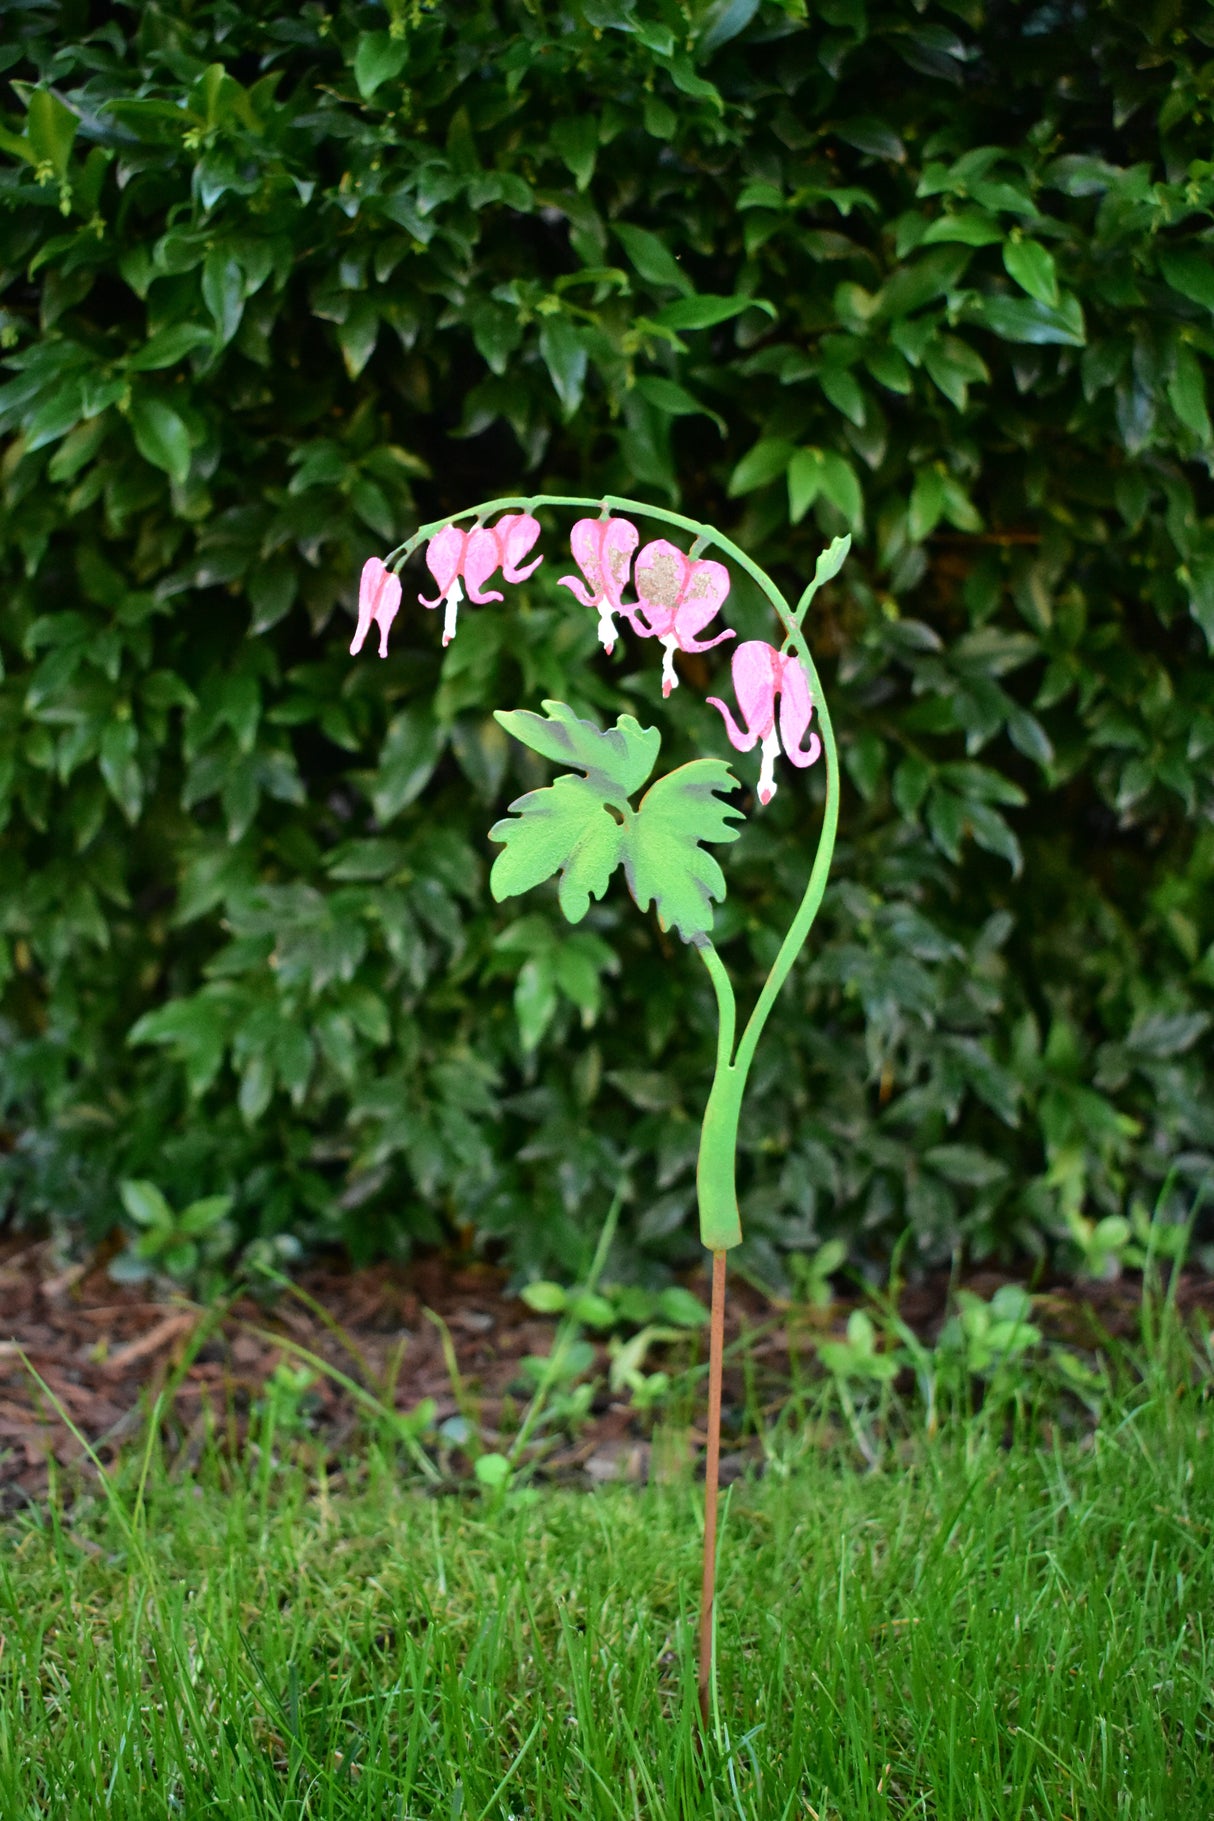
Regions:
[[1, 0, 1213, 1288]]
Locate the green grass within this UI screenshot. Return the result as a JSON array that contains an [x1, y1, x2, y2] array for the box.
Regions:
[[2, 1330, 1213, 1820]]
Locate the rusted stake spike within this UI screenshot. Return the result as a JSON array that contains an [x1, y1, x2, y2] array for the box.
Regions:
[[698, 1245, 728, 1737]]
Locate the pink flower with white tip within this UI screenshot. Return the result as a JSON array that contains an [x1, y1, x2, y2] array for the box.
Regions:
[[558, 516, 639, 654], [350, 557, 402, 659], [706, 640, 821, 805], [624, 539, 734, 697], [419, 513, 543, 646]]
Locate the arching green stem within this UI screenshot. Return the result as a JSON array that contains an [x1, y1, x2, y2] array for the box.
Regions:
[[395, 492, 841, 1250]]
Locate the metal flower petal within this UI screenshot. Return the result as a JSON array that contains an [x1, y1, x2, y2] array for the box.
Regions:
[[495, 512, 544, 583], [351, 557, 402, 660]]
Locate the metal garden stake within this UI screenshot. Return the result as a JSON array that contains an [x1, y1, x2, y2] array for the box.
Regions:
[[349, 493, 848, 1735]]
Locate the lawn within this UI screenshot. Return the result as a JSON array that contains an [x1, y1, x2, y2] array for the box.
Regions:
[[2, 1314, 1211, 1820]]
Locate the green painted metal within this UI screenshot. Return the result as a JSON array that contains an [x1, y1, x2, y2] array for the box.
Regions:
[[353, 494, 848, 1254]]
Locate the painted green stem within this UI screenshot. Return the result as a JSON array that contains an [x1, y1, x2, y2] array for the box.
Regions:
[[393, 492, 842, 1252]]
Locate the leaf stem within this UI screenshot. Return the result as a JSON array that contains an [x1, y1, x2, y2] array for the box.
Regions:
[[698, 1246, 727, 1738], [697, 939, 736, 1076]]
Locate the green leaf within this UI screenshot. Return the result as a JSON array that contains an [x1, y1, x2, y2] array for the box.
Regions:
[[489, 774, 624, 921], [373, 709, 447, 821], [538, 317, 587, 416], [1158, 247, 1214, 313], [119, 1179, 173, 1230], [26, 88, 77, 180], [99, 719, 143, 822], [0, 124, 35, 166], [812, 535, 851, 589], [622, 758, 742, 944], [921, 210, 1002, 247], [353, 31, 408, 102], [178, 1194, 234, 1236], [965, 291, 1085, 346], [613, 222, 693, 294], [788, 447, 823, 522], [127, 322, 214, 371], [521, 1281, 568, 1314], [820, 366, 866, 426], [634, 375, 724, 433], [337, 302, 379, 380], [818, 451, 863, 530], [697, 0, 760, 55], [863, 343, 913, 393], [129, 395, 192, 485], [127, 997, 227, 1097], [1168, 343, 1211, 441], [474, 1452, 512, 1488], [494, 701, 660, 803], [728, 435, 794, 496], [656, 1285, 710, 1327], [514, 955, 559, 1051], [909, 467, 947, 541], [922, 333, 989, 410], [46, 414, 108, 482], [202, 249, 245, 346], [655, 294, 767, 331], [1002, 237, 1059, 308], [248, 565, 297, 636], [877, 247, 971, 320], [551, 116, 598, 192]]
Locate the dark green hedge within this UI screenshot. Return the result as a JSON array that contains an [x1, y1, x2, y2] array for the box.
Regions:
[[2, 0, 1213, 1291]]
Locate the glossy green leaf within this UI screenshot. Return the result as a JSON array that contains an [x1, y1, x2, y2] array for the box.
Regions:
[[728, 435, 794, 496], [614, 222, 693, 294], [1158, 247, 1214, 313], [551, 116, 598, 192], [1002, 237, 1060, 308], [966, 291, 1085, 346], [129, 395, 192, 484], [26, 88, 77, 179], [353, 31, 408, 101], [538, 317, 587, 416]]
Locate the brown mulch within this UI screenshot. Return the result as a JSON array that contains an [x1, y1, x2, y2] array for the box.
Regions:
[[2, 1230, 1213, 1519]]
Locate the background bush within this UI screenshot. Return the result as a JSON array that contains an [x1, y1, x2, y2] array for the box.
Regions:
[[2, 0, 1213, 1292]]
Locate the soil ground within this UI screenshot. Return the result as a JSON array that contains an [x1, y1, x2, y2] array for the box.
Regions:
[[3, 1230, 1212, 1518]]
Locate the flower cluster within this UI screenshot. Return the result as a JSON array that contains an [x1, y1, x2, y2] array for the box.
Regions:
[[352, 511, 822, 805]]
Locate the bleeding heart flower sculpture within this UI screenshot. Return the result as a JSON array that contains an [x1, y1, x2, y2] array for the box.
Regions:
[[350, 557, 402, 659], [707, 640, 822, 805], [625, 538, 735, 696], [558, 515, 640, 654], [345, 488, 850, 1746], [418, 512, 543, 646]]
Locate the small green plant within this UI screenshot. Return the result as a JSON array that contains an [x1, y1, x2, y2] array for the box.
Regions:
[[935, 1283, 1043, 1378], [112, 1179, 234, 1286], [1063, 1206, 1134, 1281], [787, 1238, 848, 1313], [816, 1308, 904, 1385]]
